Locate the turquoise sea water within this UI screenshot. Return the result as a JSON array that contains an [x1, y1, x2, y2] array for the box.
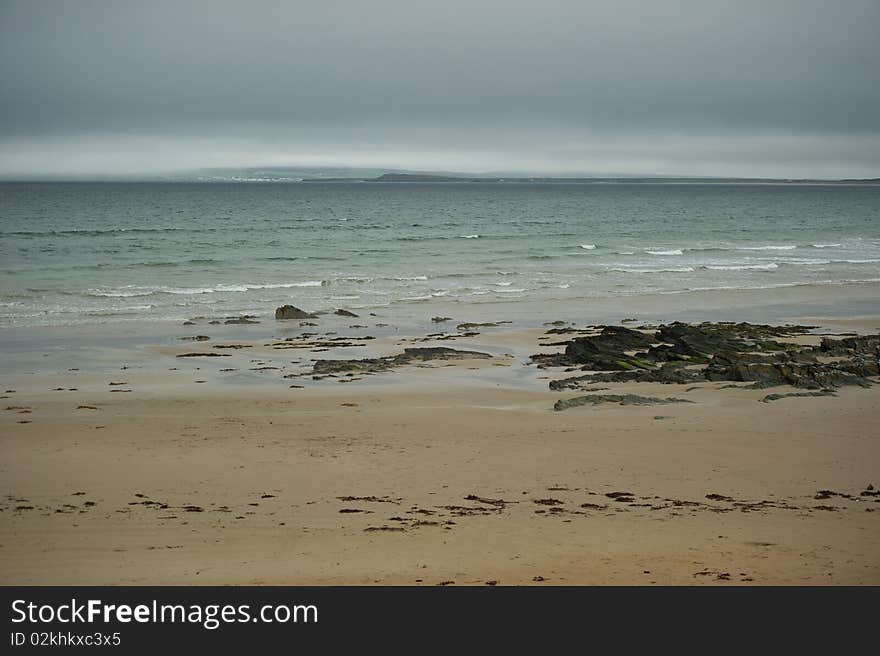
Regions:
[[1, 182, 879, 327]]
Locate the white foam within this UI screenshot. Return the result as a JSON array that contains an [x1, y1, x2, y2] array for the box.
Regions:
[[580, 243, 597, 250], [460, 234, 480, 239], [87, 289, 154, 298], [85, 304, 155, 315], [783, 258, 833, 265], [394, 275, 429, 281], [612, 267, 695, 273], [87, 281, 327, 298], [645, 249, 683, 256], [738, 245, 796, 251], [811, 243, 841, 248], [165, 285, 249, 294], [703, 263, 779, 270], [248, 281, 323, 289]]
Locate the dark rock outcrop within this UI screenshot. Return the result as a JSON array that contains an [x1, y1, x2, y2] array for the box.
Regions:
[[275, 305, 317, 320], [534, 325, 655, 370], [818, 334, 880, 356], [549, 362, 703, 389], [705, 352, 876, 389], [536, 321, 879, 395]]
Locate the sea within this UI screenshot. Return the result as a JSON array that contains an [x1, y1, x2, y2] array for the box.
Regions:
[[1, 181, 879, 328]]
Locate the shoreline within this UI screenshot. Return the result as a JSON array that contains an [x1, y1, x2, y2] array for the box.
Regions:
[[4, 277, 879, 341], [2, 281, 879, 396], [1, 283, 878, 585]]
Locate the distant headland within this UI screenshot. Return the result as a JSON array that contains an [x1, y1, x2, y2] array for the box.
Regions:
[[4, 168, 879, 184]]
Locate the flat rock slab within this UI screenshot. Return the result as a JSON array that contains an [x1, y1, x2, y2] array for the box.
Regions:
[[760, 391, 836, 403], [554, 394, 694, 411], [313, 347, 493, 376]]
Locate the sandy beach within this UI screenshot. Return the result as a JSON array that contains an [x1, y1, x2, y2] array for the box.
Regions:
[[1, 283, 878, 585]]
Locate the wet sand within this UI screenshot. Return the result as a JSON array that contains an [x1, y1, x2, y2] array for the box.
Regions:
[[1, 286, 879, 585]]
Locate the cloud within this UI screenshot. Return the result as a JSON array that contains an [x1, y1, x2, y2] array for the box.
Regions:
[[1, 0, 878, 177]]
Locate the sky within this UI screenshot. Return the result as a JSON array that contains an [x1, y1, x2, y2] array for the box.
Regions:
[[1, 0, 879, 179]]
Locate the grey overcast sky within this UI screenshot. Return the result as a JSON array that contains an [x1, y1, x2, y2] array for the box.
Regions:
[[1, 0, 879, 178]]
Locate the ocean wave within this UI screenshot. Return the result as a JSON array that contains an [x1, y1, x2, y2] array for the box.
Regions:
[[645, 249, 683, 256], [394, 275, 429, 281], [778, 258, 833, 265], [611, 267, 696, 274], [759, 257, 880, 266], [337, 276, 375, 283], [85, 280, 326, 298], [84, 304, 155, 315], [665, 244, 797, 254], [2, 227, 218, 237], [248, 281, 325, 289], [580, 243, 597, 250], [86, 288, 155, 298], [460, 234, 480, 239], [702, 263, 779, 271], [164, 285, 248, 295], [432, 271, 490, 280], [261, 255, 345, 262], [4, 258, 226, 273], [3, 302, 157, 318], [737, 245, 797, 251], [810, 243, 841, 248], [668, 277, 880, 294]]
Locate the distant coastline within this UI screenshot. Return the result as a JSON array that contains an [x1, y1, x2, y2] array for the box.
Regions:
[[313, 172, 880, 185], [2, 170, 880, 185]]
